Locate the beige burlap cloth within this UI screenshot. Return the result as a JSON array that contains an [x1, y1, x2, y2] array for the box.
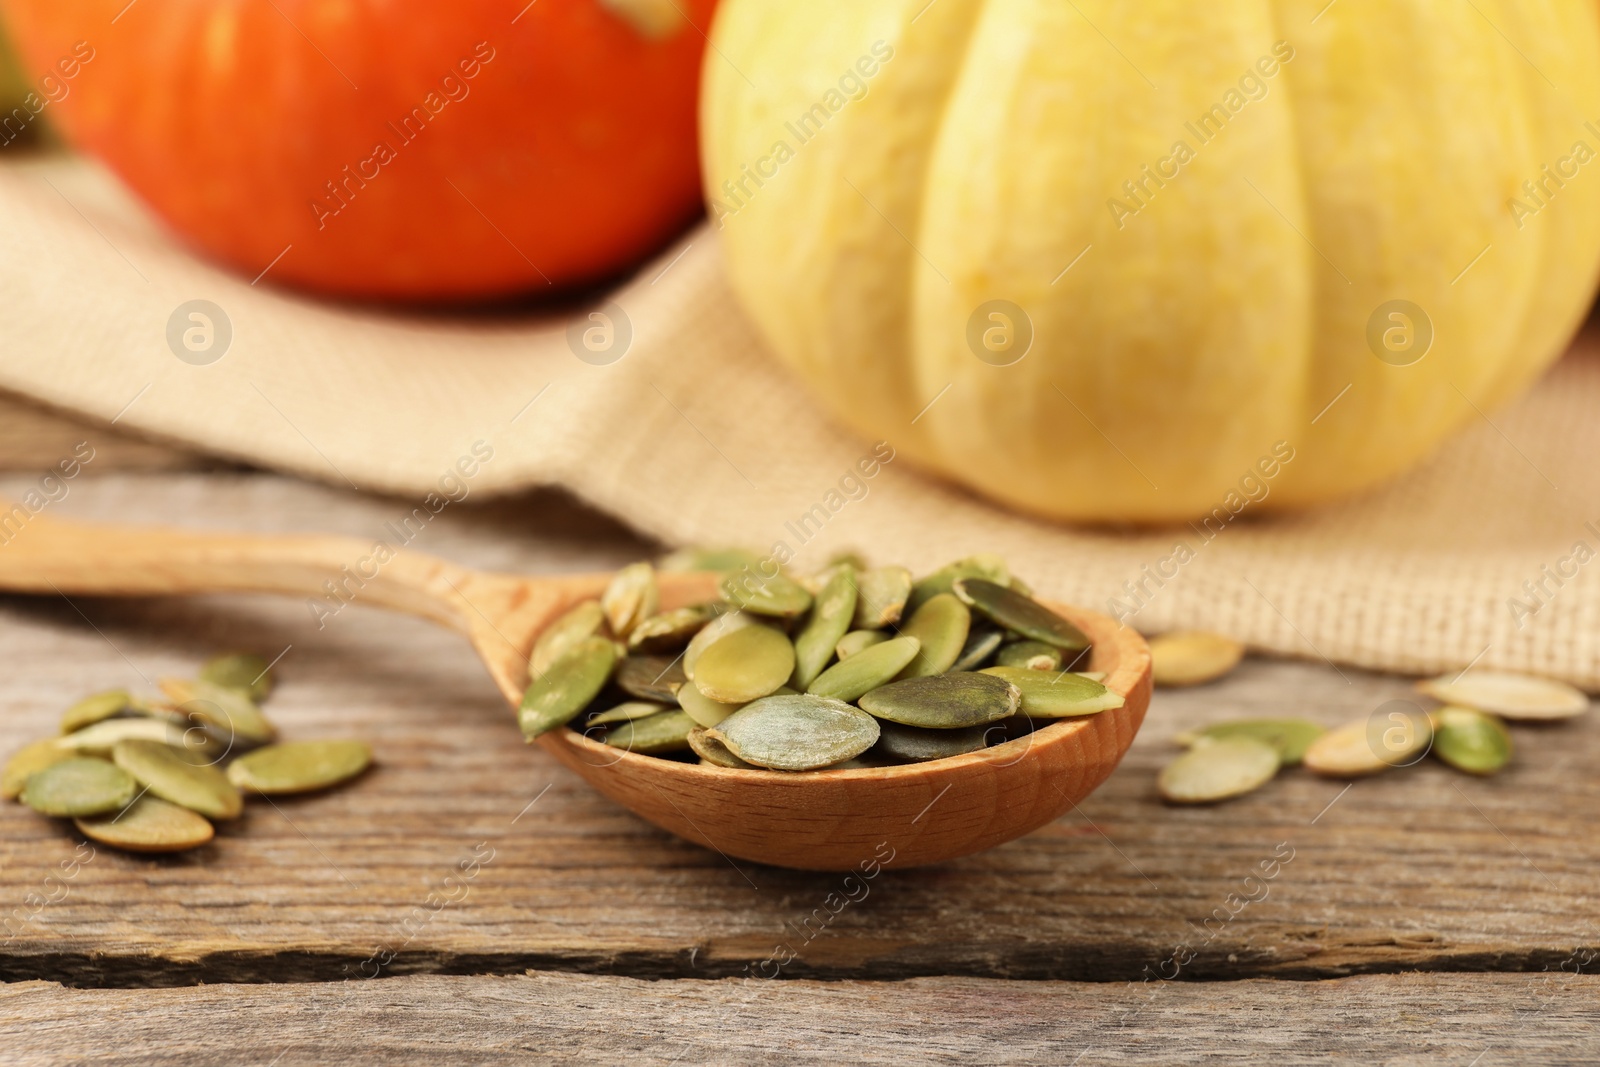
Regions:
[[2, 155, 1597, 687]]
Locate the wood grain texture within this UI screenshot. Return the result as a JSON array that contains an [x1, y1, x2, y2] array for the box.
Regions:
[[2, 971, 1597, 1065], [0, 473, 1596, 987], [0, 392, 211, 473]]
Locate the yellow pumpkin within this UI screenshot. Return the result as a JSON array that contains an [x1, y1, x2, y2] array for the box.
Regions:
[[703, 0, 1600, 522]]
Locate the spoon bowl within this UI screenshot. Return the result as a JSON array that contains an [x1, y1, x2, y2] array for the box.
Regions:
[[0, 513, 1150, 870]]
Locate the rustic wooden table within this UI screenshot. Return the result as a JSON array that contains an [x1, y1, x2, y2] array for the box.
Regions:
[[0, 398, 1595, 1064]]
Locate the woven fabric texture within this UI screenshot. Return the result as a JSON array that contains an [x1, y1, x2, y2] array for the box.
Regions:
[[2, 157, 1596, 686]]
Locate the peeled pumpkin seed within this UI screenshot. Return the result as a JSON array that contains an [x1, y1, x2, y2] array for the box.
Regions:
[[602, 561, 659, 639], [692, 624, 795, 704], [160, 678, 276, 745], [708, 695, 879, 772], [226, 740, 372, 795], [2, 738, 73, 799], [858, 672, 1020, 729], [520, 636, 619, 740], [873, 720, 995, 763], [21, 757, 137, 817], [953, 578, 1088, 651], [895, 593, 971, 679], [1158, 736, 1280, 804], [588, 700, 670, 726], [808, 636, 921, 703], [676, 683, 746, 729], [949, 627, 1004, 673], [907, 555, 1010, 615], [1430, 706, 1512, 775], [1173, 719, 1325, 766], [62, 716, 216, 759], [199, 652, 274, 701], [657, 545, 764, 574], [979, 667, 1124, 718], [1149, 631, 1245, 687], [530, 601, 606, 676], [1304, 716, 1431, 778], [790, 566, 859, 689], [627, 604, 719, 653], [1416, 671, 1588, 721], [996, 640, 1062, 671], [719, 570, 812, 618], [60, 689, 132, 734], [616, 655, 688, 703], [75, 796, 214, 853], [688, 728, 755, 769], [851, 566, 912, 628], [835, 629, 889, 660], [603, 710, 696, 755], [114, 740, 242, 820], [683, 611, 754, 680]]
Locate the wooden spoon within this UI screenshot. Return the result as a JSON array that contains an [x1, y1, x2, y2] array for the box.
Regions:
[[0, 513, 1150, 870]]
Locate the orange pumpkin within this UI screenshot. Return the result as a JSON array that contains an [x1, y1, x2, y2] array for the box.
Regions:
[[0, 0, 716, 299]]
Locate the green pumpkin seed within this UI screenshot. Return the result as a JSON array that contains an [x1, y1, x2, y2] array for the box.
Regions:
[[835, 630, 889, 660], [895, 593, 971, 679], [520, 636, 618, 740], [719, 570, 813, 618], [602, 562, 659, 639], [75, 796, 214, 853], [873, 720, 996, 763], [615, 655, 688, 703], [907, 554, 1010, 615], [2, 738, 74, 799], [851, 566, 912, 628], [160, 678, 276, 745], [978, 667, 1123, 717], [708, 695, 879, 772], [683, 612, 754, 680], [1173, 719, 1325, 766], [588, 700, 670, 726], [688, 728, 755, 768], [692, 625, 796, 704], [603, 710, 695, 755], [790, 567, 859, 689], [676, 683, 746, 728], [949, 627, 1004, 672], [199, 652, 275, 702], [20, 757, 137, 817], [530, 601, 606, 677], [858, 672, 1020, 729], [1416, 671, 1588, 721], [226, 740, 372, 795], [808, 636, 922, 703], [996, 640, 1062, 671], [60, 689, 132, 734], [627, 604, 719, 654], [1150, 631, 1245, 687], [953, 578, 1088, 651], [1158, 736, 1280, 804], [1430, 706, 1512, 775], [826, 551, 869, 572], [113, 740, 242, 820], [62, 716, 218, 759], [657, 546, 765, 574]]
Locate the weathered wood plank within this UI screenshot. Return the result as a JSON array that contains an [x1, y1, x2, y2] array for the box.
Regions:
[[0, 392, 212, 473], [1, 971, 1596, 1065], [0, 472, 1597, 986]]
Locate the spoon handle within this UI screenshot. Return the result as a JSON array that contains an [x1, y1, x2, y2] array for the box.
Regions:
[[0, 510, 474, 631]]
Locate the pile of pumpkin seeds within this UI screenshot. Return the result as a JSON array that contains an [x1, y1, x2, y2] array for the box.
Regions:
[[3, 653, 371, 852], [1158, 670, 1589, 804], [521, 553, 1126, 771]]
